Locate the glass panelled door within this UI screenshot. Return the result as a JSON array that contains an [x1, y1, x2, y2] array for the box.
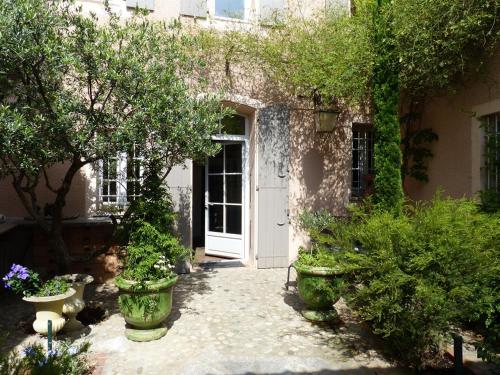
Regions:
[[205, 142, 245, 258]]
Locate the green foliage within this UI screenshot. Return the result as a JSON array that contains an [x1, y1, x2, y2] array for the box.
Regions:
[[328, 196, 500, 368], [2, 264, 69, 297], [0, 341, 91, 375], [0, 0, 226, 268], [35, 279, 69, 298], [118, 167, 177, 244], [372, 0, 404, 214], [119, 221, 188, 284], [402, 127, 439, 182], [392, 0, 500, 96]]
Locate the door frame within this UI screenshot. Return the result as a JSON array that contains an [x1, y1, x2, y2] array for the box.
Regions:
[[204, 116, 250, 261]]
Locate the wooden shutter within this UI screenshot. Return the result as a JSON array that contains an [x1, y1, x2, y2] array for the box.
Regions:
[[126, 0, 155, 11], [257, 105, 290, 268], [260, 0, 284, 22], [180, 0, 208, 18]]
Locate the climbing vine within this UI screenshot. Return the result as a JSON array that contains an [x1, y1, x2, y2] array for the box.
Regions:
[[194, 0, 500, 211]]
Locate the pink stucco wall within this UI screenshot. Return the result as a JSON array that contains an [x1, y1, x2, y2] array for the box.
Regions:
[[405, 53, 500, 201]]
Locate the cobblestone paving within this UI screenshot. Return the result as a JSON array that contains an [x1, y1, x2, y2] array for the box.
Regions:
[[4, 267, 408, 375]]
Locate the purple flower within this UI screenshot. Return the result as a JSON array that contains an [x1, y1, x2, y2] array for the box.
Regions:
[[47, 348, 59, 357], [23, 346, 36, 357]]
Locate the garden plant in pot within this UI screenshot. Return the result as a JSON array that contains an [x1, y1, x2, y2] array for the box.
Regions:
[[115, 171, 190, 342], [293, 211, 346, 322], [2, 264, 74, 335], [115, 221, 188, 341]]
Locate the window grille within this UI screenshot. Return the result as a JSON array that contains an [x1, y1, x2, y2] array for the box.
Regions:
[[352, 124, 374, 197]]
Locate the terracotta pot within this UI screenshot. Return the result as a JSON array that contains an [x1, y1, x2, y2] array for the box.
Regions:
[[23, 288, 76, 335], [60, 274, 94, 331]]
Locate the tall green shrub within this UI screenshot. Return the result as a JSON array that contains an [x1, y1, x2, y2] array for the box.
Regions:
[[309, 197, 499, 368], [372, 0, 404, 214], [339, 197, 500, 367]]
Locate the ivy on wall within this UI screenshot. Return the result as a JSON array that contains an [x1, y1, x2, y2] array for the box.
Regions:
[[372, 0, 404, 214], [195, 0, 500, 211]]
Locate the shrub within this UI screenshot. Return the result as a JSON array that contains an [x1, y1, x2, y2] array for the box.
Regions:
[[0, 341, 91, 375], [118, 221, 189, 284], [307, 196, 499, 368]]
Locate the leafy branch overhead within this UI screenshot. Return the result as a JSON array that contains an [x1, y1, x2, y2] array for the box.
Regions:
[[0, 0, 227, 270]]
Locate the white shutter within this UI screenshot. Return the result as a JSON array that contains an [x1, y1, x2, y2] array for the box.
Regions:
[[126, 0, 155, 11], [260, 0, 284, 22], [180, 0, 208, 18]]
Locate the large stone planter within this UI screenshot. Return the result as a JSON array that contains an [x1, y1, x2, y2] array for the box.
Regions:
[[293, 261, 343, 322], [60, 274, 94, 331], [23, 288, 76, 335], [115, 276, 178, 342]]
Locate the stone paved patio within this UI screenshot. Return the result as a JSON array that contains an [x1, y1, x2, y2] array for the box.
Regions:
[[2, 267, 409, 375]]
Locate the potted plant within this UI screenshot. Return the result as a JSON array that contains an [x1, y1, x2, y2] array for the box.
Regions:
[[2, 264, 74, 335], [58, 273, 94, 331], [293, 210, 346, 322], [115, 220, 189, 342]]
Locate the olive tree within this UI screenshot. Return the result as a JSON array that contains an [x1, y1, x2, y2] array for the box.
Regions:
[[0, 0, 224, 270]]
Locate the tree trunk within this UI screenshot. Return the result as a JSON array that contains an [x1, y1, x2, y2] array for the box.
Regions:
[[49, 222, 72, 273]]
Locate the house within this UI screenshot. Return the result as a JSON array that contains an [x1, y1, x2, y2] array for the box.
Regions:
[[0, 0, 498, 275]]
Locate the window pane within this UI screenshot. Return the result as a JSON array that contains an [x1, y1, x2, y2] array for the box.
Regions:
[[225, 144, 242, 173], [215, 0, 244, 19], [226, 175, 242, 203], [226, 206, 242, 234], [222, 115, 245, 135], [208, 149, 223, 173], [209, 204, 224, 232], [208, 175, 223, 203]]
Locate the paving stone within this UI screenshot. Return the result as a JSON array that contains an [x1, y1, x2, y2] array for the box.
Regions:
[[2, 267, 409, 375]]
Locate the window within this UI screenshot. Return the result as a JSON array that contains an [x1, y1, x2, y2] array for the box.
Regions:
[[482, 113, 500, 194], [126, 0, 155, 11], [352, 124, 374, 197], [99, 145, 143, 206], [215, 0, 245, 19]]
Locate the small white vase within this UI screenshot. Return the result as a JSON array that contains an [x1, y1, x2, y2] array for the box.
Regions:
[[23, 288, 76, 336], [60, 274, 94, 331]]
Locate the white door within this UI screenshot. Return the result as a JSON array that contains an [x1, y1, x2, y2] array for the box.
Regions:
[[205, 142, 246, 258]]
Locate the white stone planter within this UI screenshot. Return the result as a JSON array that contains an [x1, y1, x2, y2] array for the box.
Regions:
[[23, 288, 76, 336], [60, 274, 94, 331]]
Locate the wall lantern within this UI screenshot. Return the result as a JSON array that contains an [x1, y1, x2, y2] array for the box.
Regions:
[[315, 109, 340, 133]]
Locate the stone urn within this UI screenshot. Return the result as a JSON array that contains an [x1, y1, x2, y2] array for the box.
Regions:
[[115, 276, 177, 342], [293, 261, 343, 322], [59, 274, 94, 331], [23, 288, 76, 335]]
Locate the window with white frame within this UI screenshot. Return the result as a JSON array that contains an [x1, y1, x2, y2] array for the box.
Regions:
[[482, 113, 500, 194], [180, 0, 285, 22], [99, 145, 143, 206], [215, 0, 245, 19], [352, 123, 374, 197]]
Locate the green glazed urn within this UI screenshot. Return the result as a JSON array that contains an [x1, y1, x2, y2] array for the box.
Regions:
[[293, 262, 343, 322], [115, 276, 178, 342]]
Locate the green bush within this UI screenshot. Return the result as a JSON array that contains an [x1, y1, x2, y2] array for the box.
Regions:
[[0, 341, 91, 375], [119, 220, 189, 284], [308, 196, 499, 368]]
